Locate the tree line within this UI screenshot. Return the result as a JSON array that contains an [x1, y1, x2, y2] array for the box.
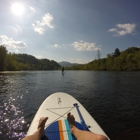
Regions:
[[65, 47, 140, 71], [1, 45, 140, 71], [0, 45, 61, 71]]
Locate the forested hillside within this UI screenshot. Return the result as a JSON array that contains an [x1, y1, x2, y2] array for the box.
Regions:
[[0, 45, 61, 71], [65, 47, 140, 71], [0, 45, 140, 71]]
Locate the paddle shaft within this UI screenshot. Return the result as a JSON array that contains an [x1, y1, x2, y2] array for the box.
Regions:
[[73, 103, 88, 130]]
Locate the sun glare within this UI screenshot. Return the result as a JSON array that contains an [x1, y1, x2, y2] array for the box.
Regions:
[[12, 3, 24, 15]]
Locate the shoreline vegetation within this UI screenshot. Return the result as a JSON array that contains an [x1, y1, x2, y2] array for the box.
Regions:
[[0, 45, 61, 71], [0, 45, 140, 71], [65, 47, 140, 71]]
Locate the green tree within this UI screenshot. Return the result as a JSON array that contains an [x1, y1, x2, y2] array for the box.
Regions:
[[0, 45, 7, 71], [113, 48, 120, 57], [5, 53, 18, 71], [125, 47, 139, 54]]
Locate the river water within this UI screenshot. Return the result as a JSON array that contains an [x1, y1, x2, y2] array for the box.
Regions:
[[0, 71, 140, 140]]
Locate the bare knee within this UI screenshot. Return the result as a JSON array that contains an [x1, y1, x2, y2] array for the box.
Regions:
[[97, 134, 108, 140]]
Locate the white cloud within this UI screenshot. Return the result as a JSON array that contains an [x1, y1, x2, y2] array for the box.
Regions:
[[72, 40, 100, 51], [32, 13, 54, 34], [108, 23, 136, 36], [54, 44, 60, 48], [108, 28, 117, 32], [34, 27, 44, 34], [0, 35, 27, 49], [30, 7, 35, 12]]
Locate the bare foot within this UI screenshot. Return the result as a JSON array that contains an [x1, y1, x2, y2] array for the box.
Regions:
[[38, 117, 48, 137], [67, 113, 76, 133]]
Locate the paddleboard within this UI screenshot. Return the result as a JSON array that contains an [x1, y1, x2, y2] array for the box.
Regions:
[[27, 92, 110, 140]]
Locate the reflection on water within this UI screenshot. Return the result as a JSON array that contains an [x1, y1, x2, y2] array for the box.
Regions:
[[0, 71, 140, 140], [0, 96, 26, 139], [0, 72, 28, 140]]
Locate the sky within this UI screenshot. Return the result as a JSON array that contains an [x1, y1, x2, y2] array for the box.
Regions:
[[0, 0, 140, 64]]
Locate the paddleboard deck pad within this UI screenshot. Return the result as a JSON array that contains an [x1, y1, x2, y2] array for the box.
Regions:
[[27, 92, 110, 140], [42, 119, 84, 140]]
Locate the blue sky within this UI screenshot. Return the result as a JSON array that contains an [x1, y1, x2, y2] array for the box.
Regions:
[[0, 0, 140, 64]]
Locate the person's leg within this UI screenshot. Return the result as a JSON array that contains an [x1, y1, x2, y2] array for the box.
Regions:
[[67, 113, 108, 140], [22, 117, 48, 140]]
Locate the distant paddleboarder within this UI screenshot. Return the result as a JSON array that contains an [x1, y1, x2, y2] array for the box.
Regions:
[[62, 66, 64, 75]]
